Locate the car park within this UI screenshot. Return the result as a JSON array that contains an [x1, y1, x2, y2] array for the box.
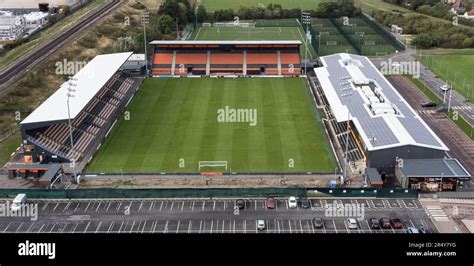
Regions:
[[288, 197, 297, 208], [299, 198, 311, 209], [406, 227, 419, 234], [346, 218, 358, 229], [266, 197, 276, 209], [236, 199, 245, 210], [312, 218, 324, 228], [368, 218, 380, 229], [257, 220, 266, 230], [389, 218, 403, 229], [379, 218, 391, 229]]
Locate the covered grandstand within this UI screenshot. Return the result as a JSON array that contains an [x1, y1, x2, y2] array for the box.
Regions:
[[19, 52, 139, 166], [150, 40, 302, 77], [314, 53, 453, 174]]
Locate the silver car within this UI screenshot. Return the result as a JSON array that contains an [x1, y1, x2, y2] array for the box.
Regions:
[[346, 218, 358, 229]]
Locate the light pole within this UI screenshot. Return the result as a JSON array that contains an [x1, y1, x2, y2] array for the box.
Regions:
[[66, 77, 78, 183], [301, 10, 311, 75], [141, 12, 150, 75]]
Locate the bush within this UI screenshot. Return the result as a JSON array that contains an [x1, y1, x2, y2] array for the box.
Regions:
[[131, 2, 146, 10]]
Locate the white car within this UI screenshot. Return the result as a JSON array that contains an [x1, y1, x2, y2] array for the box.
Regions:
[[406, 227, 419, 234], [346, 218, 358, 229], [288, 197, 297, 208], [257, 220, 266, 230]]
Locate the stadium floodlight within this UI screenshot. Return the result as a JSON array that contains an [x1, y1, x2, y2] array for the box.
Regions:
[[141, 12, 150, 75], [66, 77, 78, 183]]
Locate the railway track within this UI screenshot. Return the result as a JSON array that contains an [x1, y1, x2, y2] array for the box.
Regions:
[[0, 0, 122, 91]]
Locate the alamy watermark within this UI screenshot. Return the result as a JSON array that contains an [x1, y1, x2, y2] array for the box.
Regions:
[[0, 202, 38, 221], [380, 59, 420, 78], [217, 106, 257, 126], [324, 201, 365, 221]]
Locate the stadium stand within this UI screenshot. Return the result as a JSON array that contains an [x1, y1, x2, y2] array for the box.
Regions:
[[150, 41, 301, 77], [20, 52, 137, 164]]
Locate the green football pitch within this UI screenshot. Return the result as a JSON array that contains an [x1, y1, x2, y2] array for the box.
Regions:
[[191, 26, 316, 58], [200, 0, 328, 12], [87, 78, 337, 173]]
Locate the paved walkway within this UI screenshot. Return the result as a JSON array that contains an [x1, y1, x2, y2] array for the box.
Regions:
[[419, 198, 462, 233]]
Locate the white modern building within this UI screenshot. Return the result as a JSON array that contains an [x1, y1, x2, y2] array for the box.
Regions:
[[0, 14, 25, 41]]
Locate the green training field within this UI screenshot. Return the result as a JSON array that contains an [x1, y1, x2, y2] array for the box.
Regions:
[[200, 0, 328, 12], [191, 26, 316, 58], [87, 78, 337, 173], [417, 49, 474, 103]]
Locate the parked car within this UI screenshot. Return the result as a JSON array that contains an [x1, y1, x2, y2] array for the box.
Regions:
[[390, 218, 403, 229], [257, 220, 266, 230], [236, 199, 245, 210], [312, 217, 324, 228], [379, 218, 391, 229], [368, 218, 380, 229], [419, 226, 433, 234], [406, 227, 419, 234], [299, 198, 311, 209], [421, 101, 437, 108], [288, 197, 297, 208], [266, 197, 276, 209], [11, 193, 27, 212], [346, 218, 358, 229]]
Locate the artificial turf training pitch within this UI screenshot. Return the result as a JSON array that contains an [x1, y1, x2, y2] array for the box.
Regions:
[[87, 78, 337, 173]]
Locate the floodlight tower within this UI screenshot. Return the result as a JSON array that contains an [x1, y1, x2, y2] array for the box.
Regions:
[[66, 77, 78, 183], [141, 12, 150, 75], [301, 10, 311, 75]]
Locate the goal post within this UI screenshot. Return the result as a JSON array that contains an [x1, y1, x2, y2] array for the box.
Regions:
[[202, 23, 212, 27], [199, 161, 228, 171]]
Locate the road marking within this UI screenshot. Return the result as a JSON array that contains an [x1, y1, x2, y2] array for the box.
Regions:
[[366, 220, 373, 234], [223, 201, 226, 211], [333, 220, 338, 234], [288, 220, 292, 234], [213, 201, 216, 211], [63, 201, 71, 212], [116, 201, 122, 212], [108, 221, 114, 233], [42, 202, 49, 211], [255, 220, 258, 233], [72, 224, 79, 233], [84, 221, 91, 233], [96, 202, 101, 212], [118, 221, 124, 233], [37, 224, 45, 233], [233, 220, 235, 234], [176, 220, 181, 233], [95, 221, 103, 233], [222, 220, 225, 233], [210, 220, 214, 233], [409, 219, 415, 228], [192, 201, 195, 211], [106, 202, 112, 212], [188, 220, 192, 233], [160, 201, 164, 211], [130, 221, 136, 233], [244, 220, 247, 233], [49, 223, 56, 233], [391, 226, 395, 233], [138, 201, 143, 212], [308, 220, 314, 233], [53, 202, 60, 212], [85, 202, 91, 212], [299, 220, 303, 233], [152, 221, 157, 233], [286, 201, 288, 210], [170, 201, 174, 211], [74, 202, 80, 212], [202, 201, 205, 211], [255, 200, 257, 211], [163, 220, 169, 233], [199, 220, 202, 233], [322, 222, 326, 233], [27, 221, 36, 233], [149, 201, 154, 211], [343, 220, 349, 233], [181, 201, 185, 211], [277, 220, 281, 233], [141, 221, 147, 233], [16, 222, 24, 233]]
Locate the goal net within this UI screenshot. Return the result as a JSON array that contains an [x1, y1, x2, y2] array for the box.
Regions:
[[202, 23, 212, 27], [199, 161, 228, 171], [326, 41, 337, 46]]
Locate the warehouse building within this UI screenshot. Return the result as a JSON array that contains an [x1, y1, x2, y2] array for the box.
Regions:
[[314, 53, 452, 176]]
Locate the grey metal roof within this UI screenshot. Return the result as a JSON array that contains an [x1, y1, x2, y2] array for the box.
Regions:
[[314, 53, 448, 152], [399, 159, 470, 178]]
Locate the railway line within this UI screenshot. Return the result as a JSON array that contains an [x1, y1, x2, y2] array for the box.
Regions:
[[0, 0, 122, 91]]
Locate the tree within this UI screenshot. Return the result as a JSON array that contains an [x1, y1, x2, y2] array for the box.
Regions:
[[411, 33, 435, 48], [196, 5, 207, 23], [157, 15, 176, 35]]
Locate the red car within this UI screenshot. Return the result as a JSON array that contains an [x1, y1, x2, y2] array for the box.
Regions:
[[266, 197, 276, 209], [390, 218, 403, 229]]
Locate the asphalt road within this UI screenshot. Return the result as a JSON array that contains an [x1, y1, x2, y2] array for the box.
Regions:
[[0, 198, 436, 234]]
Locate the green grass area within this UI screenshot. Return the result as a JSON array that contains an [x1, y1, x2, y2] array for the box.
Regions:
[[191, 26, 316, 58], [0, 0, 107, 71], [87, 78, 337, 173], [416, 49, 474, 103], [200, 0, 328, 12], [405, 75, 474, 140], [0, 132, 21, 166]]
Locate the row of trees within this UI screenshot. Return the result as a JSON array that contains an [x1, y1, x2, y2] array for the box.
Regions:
[[370, 9, 474, 49], [196, 1, 359, 22]]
